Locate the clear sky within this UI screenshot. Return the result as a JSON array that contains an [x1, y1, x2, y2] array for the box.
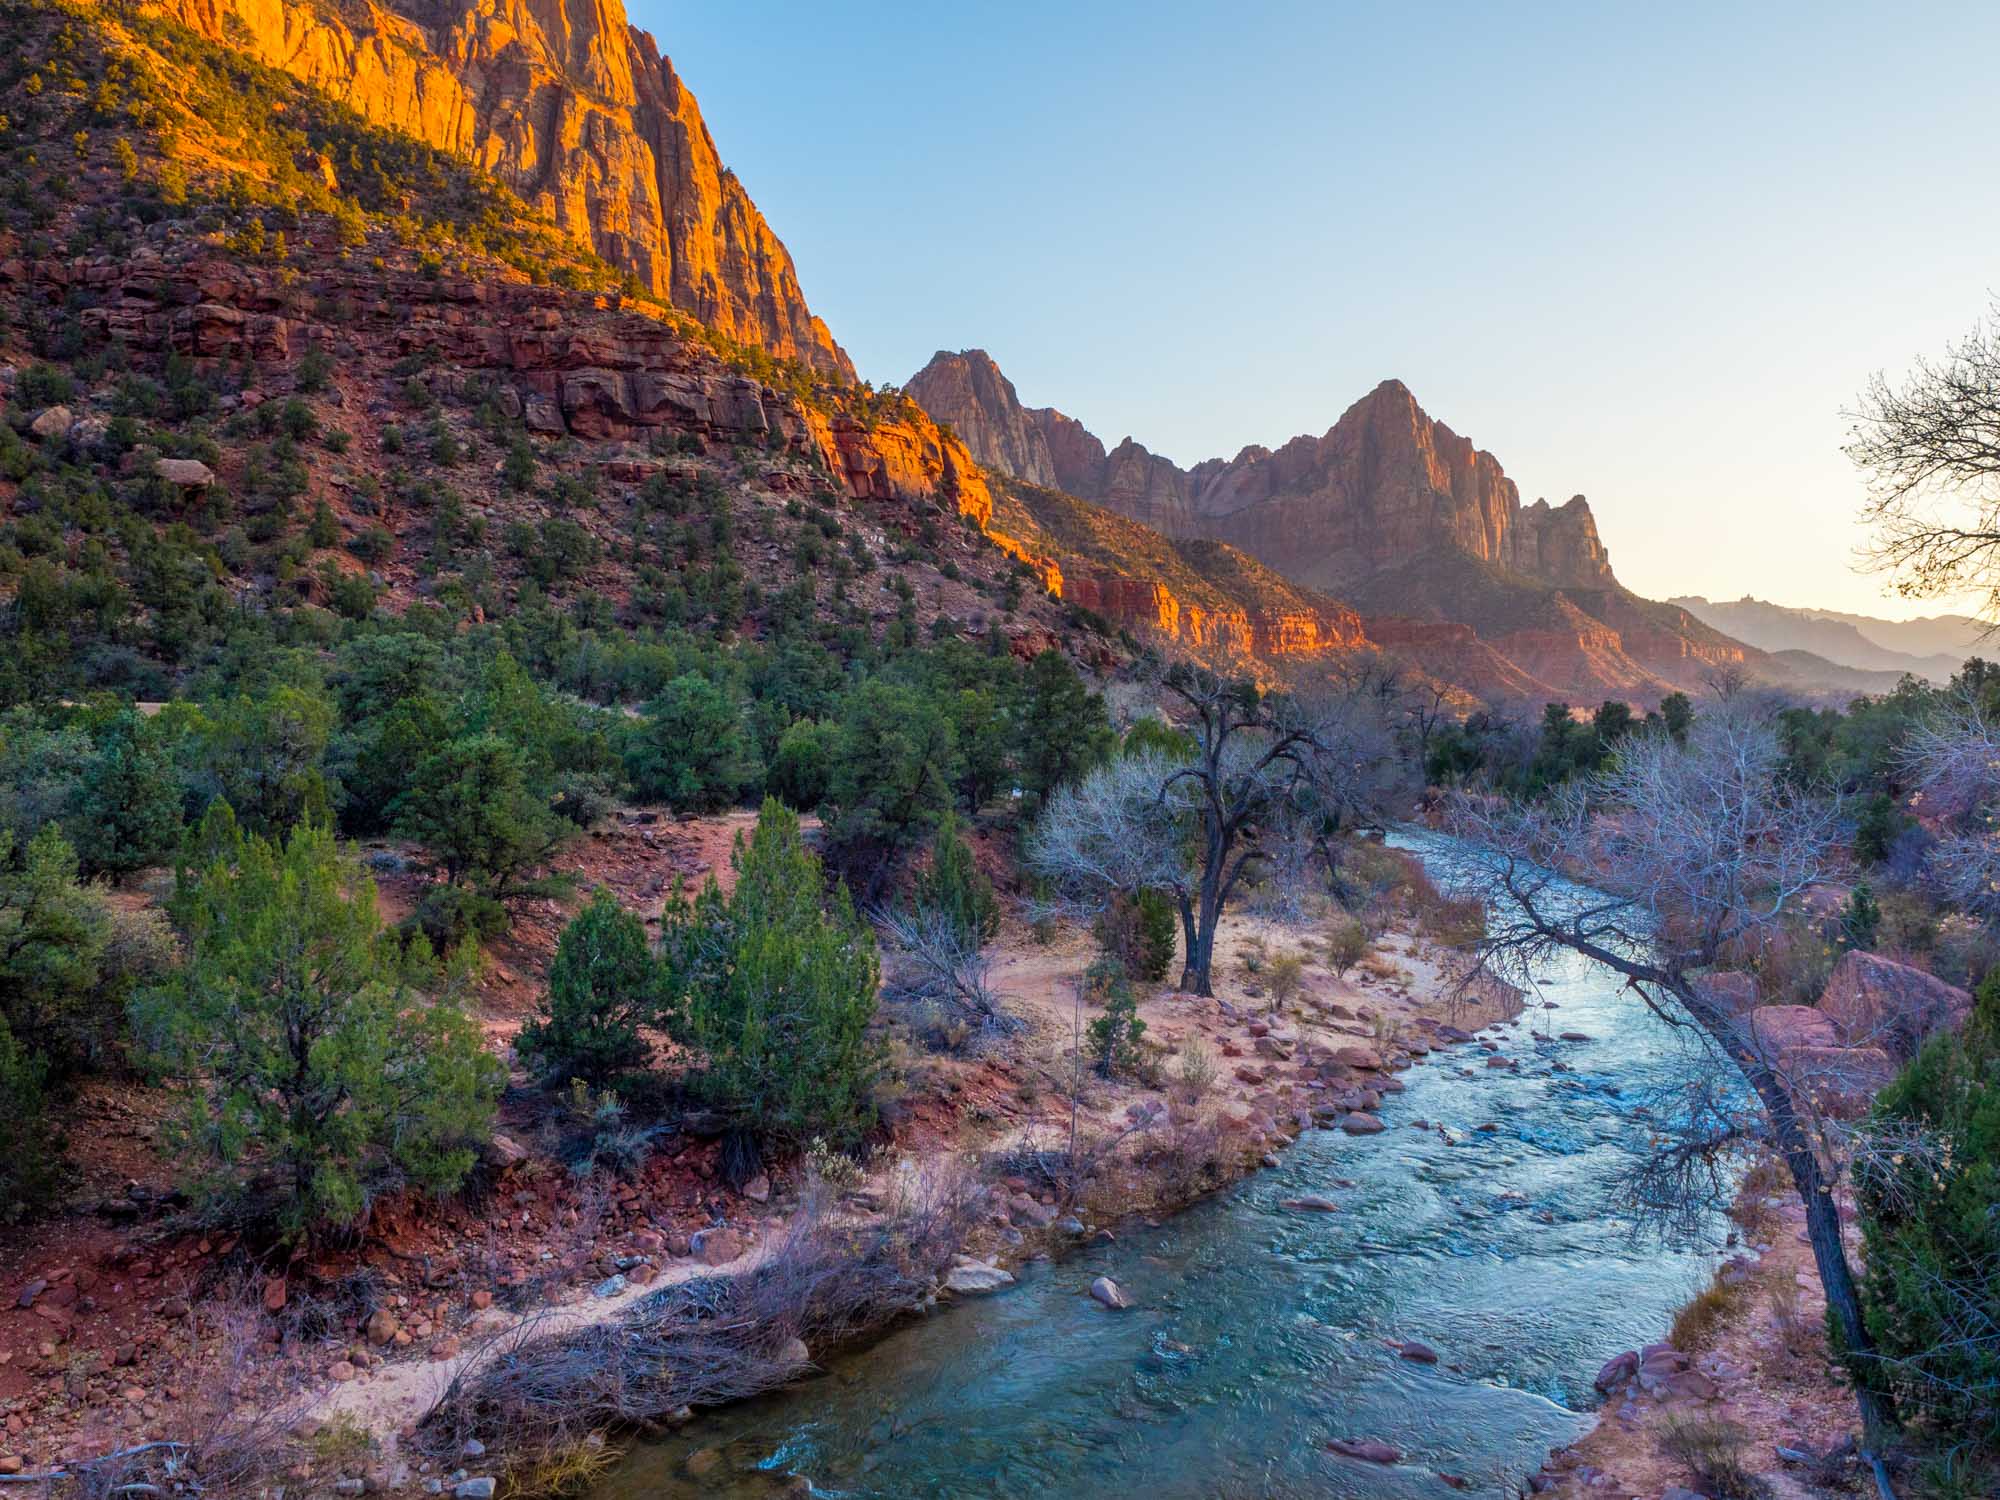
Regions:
[[636, 0, 2000, 619]]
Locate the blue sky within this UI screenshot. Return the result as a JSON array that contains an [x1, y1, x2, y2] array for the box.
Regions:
[[636, 1, 2000, 617]]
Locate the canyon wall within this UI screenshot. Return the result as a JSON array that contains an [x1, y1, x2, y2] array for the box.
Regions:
[[151, 0, 853, 378]]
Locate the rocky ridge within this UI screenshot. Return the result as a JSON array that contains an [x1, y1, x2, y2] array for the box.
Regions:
[[151, 0, 853, 378]]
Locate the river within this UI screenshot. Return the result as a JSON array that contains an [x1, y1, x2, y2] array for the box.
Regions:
[[591, 834, 1732, 1499]]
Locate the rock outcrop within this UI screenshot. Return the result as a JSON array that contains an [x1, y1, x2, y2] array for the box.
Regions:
[[27, 246, 982, 525], [1818, 951, 1972, 1062], [908, 354, 1614, 591], [151, 0, 852, 377]]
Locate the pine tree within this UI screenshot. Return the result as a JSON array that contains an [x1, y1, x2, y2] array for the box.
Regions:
[[518, 891, 664, 1086], [666, 799, 880, 1147], [137, 823, 503, 1239], [911, 814, 999, 946]]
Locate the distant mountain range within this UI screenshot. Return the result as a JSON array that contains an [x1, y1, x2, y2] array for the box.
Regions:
[[1668, 597, 1992, 685]]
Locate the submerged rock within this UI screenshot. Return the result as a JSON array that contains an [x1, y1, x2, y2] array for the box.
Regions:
[[1089, 1276, 1132, 1310], [1326, 1437, 1401, 1464]]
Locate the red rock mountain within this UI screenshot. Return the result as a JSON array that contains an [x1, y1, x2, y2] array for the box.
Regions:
[[154, 0, 853, 378], [909, 352, 1612, 590], [907, 351, 1806, 702]]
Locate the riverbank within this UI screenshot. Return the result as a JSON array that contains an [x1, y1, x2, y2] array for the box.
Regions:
[[1526, 1167, 1867, 1500], [0, 827, 1517, 1495]]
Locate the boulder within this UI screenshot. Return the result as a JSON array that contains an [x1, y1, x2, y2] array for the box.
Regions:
[[365, 1308, 399, 1346], [29, 405, 73, 440], [942, 1260, 1015, 1295], [1339, 1112, 1386, 1135], [691, 1226, 750, 1266], [153, 457, 215, 488], [1398, 1340, 1440, 1364], [1743, 1005, 1839, 1055], [1780, 1045, 1897, 1117], [1818, 952, 1971, 1061], [1280, 1196, 1341, 1213], [1593, 1349, 1639, 1392], [1089, 1276, 1131, 1310], [1692, 971, 1759, 1017]]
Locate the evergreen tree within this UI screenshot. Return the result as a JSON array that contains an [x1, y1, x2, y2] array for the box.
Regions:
[[70, 710, 183, 878], [137, 822, 502, 1239], [666, 799, 880, 1148], [518, 891, 664, 1086], [911, 814, 1000, 946], [1854, 977, 2000, 1443], [1014, 649, 1113, 807], [394, 733, 566, 896], [624, 673, 759, 811], [0, 1016, 64, 1223]]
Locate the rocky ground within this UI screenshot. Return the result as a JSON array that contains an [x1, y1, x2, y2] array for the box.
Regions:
[[1530, 1175, 1868, 1500]]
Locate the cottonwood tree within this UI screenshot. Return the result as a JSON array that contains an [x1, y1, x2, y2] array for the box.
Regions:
[[1850, 300, 2000, 614], [1030, 664, 1398, 996], [1441, 709, 1901, 1449]]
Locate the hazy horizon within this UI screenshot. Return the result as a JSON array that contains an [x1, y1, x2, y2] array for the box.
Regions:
[[642, 0, 1998, 622]]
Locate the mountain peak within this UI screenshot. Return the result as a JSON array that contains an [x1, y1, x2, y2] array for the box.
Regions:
[[154, 0, 853, 377], [909, 348, 1614, 593]]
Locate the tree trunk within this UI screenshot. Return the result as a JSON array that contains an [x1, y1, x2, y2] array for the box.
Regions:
[[1734, 1043, 1898, 1446]]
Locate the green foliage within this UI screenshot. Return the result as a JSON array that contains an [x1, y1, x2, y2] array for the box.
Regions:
[[1853, 976, 2000, 1443], [70, 709, 181, 876], [1853, 791, 1911, 866], [910, 814, 999, 946], [665, 799, 880, 1147], [1841, 880, 1882, 952], [137, 821, 502, 1239], [1083, 956, 1145, 1078], [0, 1014, 65, 1223], [0, 824, 113, 1072], [766, 717, 835, 811], [394, 732, 566, 899], [1095, 887, 1176, 983], [623, 673, 759, 812], [824, 678, 960, 871], [1014, 649, 1113, 807], [517, 890, 663, 1086]]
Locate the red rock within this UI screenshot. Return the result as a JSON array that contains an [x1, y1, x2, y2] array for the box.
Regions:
[[1818, 952, 1971, 1061], [263, 1278, 287, 1313], [1339, 1113, 1386, 1135], [1744, 1005, 1840, 1055]]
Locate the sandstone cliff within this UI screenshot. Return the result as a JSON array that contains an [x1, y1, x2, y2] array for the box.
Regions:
[[909, 354, 1613, 592], [152, 0, 853, 378]]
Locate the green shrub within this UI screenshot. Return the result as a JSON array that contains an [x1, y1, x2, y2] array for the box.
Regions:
[[665, 799, 880, 1149], [1854, 975, 2000, 1444], [1325, 915, 1370, 977], [1841, 881, 1882, 952], [518, 891, 662, 1086], [1084, 956, 1145, 1078], [766, 717, 835, 811], [0, 1016, 66, 1223], [911, 814, 998, 946], [137, 822, 503, 1239], [1096, 887, 1177, 982], [623, 674, 759, 812]]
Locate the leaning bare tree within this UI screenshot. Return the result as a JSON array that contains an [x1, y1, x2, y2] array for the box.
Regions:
[[1441, 708, 1900, 1451], [1029, 663, 1399, 996], [1850, 299, 2000, 616]]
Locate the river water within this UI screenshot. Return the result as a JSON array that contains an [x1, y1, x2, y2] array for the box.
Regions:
[[593, 835, 1731, 1500]]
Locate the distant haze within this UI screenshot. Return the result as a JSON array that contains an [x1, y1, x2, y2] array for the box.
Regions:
[[641, 0, 1999, 621]]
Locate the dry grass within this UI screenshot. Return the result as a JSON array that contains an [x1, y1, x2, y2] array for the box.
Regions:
[[1656, 1414, 1766, 1499], [1669, 1277, 1743, 1352]]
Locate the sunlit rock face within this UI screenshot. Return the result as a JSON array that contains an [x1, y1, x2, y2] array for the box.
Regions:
[[907, 358, 1616, 592], [152, 0, 853, 377]]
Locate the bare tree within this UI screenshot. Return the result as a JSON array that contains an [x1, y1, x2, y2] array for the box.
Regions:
[[1901, 699, 2000, 921], [1849, 300, 2000, 616], [1029, 664, 1400, 996], [1441, 709, 1900, 1448], [876, 905, 1014, 1042]]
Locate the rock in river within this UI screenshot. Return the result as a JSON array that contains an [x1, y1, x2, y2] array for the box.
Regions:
[[1089, 1276, 1132, 1310]]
